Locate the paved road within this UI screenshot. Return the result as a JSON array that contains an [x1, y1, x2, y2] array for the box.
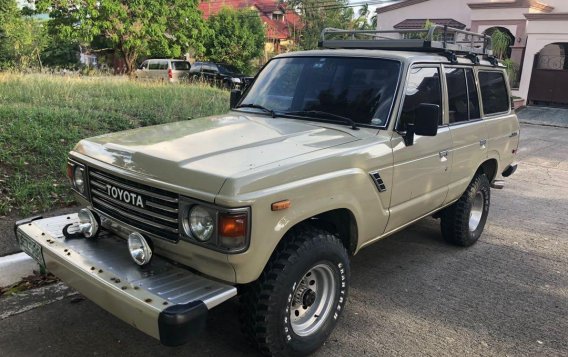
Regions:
[[1, 123, 567, 356]]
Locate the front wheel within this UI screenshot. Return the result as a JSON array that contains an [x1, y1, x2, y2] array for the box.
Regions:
[[240, 225, 350, 356], [441, 173, 490, 246]]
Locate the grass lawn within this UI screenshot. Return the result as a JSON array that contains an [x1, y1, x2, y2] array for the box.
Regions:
[[0, 73, 229, 216]]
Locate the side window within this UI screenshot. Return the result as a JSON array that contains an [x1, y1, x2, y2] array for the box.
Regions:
[[445, 68, 469, 123], [399, 67, 442, 130], [465, 69, 481, 119], [148, 61, 159, 70], [478, 71, 509, 115], [159, 61, 168, 70]]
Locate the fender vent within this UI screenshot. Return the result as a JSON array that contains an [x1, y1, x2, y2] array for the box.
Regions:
[[370, 171, 387, 192]]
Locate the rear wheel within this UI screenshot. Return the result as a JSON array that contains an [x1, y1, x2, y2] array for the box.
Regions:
[[441, 173, 490, 246], [240, 225, 350, 356]]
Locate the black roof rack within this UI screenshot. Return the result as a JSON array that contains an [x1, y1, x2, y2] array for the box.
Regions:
[[319, 25, 493, 57]]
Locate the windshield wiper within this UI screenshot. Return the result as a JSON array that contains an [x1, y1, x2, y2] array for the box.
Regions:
[[282, 110, 359, 130], [235, 104, 276, 118]]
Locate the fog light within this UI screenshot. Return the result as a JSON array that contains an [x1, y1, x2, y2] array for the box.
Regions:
[[78, 208, 99, 238], [128, 232, 153, 266]]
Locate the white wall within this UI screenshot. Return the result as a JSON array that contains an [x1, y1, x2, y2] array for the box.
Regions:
[[376, 0, 474, 32], [541, 0, 568, 12]]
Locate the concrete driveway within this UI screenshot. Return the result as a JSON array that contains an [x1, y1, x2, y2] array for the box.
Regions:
[[518, 106, 568, 128], [1, 123, 567, 356]]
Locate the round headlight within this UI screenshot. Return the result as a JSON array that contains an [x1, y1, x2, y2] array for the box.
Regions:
[[78, 208, 99, 238], [128, 232, 153, 266], [73, 166, 86, 193], [188, 206, 214, 242]]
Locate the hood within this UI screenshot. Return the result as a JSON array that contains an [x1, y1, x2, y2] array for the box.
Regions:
[[73, 113, 360, 195]]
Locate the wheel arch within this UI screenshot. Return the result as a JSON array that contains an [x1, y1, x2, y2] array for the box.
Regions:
[[477, 158, 499, 182], [281, 208, 359, 256]]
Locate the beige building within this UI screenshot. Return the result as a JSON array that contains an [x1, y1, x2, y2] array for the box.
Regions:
[[376, 0, 568, 106]]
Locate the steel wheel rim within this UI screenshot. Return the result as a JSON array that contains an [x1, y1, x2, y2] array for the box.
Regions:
[[469, 191, 484, 232], [290, 263, 337, 337]]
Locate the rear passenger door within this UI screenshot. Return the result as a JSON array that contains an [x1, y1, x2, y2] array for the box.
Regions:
[[387, 65, 453, 232], [445, 66, 489, 203]]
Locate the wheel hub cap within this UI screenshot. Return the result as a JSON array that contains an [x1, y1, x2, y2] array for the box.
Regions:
[[290, 263, 337, 337], [469, 191, 484, 232]]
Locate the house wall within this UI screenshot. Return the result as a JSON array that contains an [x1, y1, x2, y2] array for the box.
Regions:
[[376, 0, 474, 36], [517, 18, 568, 101]]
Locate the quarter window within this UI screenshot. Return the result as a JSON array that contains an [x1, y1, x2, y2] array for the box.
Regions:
[[399, 67, 442, 129], [479, 71, 509, 115]]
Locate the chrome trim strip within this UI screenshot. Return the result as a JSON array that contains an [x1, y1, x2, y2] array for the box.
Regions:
[[93, 198, 179, 234], [145, 201, 179, 214], [90, 171, 179, 203], [91, 189, 178, 224]]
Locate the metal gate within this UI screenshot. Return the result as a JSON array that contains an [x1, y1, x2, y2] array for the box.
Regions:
[[528, 46, 568, 106]]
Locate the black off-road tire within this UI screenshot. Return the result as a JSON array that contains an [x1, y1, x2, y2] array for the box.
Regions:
[[239, 225, 350, 357], [441, 173, 491, 246]]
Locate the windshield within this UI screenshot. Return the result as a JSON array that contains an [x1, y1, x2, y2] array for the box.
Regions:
[[239, 56, 401, 126], [218, 64, 239, 74]]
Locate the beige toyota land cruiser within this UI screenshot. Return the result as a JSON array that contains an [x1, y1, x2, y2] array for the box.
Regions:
[[15, 27, 519, 356]]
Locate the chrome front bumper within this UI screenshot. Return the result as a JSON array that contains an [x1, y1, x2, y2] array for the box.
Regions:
[[14, 214, 237, 346]]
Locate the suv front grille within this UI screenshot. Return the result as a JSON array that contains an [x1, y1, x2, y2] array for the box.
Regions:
[[88, 168, 180, 241]]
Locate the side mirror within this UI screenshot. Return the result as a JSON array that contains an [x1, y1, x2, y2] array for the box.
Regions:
[[404, 103, 440, 146], [230, 89, 242, 109]]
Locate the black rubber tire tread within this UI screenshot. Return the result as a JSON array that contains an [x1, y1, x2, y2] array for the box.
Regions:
[[239, 224, 350, 357], [441, 173, 491, 247]]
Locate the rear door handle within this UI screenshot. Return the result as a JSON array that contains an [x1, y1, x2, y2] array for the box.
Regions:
[[480, 139, 487, 147], [439, 150, 449, 158]]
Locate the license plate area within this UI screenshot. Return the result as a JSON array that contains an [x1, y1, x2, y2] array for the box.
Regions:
[[16, 230, 45, 267]]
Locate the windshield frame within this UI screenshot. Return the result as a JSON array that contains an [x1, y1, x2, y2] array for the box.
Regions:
[[233, 55, 404, 130]]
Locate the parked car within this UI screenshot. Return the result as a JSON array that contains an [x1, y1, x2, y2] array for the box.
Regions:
[[16, 26, 520, 356], [135, 59, 191, 83], [190, 61, 248, 89]]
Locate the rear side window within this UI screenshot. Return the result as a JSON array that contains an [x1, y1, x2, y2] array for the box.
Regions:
[[148, 61, 159, 70], [173, 61, 190, 70], [399, 67, 442, 129], [159, 61, 168, 70], [479, 71, 509, 115], [465, 69, 481, 119], [444, 67, 481, 123]]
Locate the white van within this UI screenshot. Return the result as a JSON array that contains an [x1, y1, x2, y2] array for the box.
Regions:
[[135, 59, 191, 83]]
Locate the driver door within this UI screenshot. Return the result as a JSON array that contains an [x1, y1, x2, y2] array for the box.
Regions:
[[386, 65, 453, 232]]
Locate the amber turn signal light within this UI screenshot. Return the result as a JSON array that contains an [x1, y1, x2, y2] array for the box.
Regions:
[[271, 200, 291, 211], [219, 213, 247, 238]]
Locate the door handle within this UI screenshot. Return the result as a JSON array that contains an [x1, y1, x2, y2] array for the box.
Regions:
[[439, 150, 449, 158], [480, 139, 487, 147], [509, 132, 518, 138]]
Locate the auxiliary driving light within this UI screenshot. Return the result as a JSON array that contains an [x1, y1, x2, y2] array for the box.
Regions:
[[128, 232, 153, 266], [77, 208, 100, 238]]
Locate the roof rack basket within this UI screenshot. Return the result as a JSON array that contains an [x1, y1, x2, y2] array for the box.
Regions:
[[319, 25, 493, 56]]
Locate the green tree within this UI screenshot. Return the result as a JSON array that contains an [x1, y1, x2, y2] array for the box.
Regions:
[[491, 29, 511, 60], [203, 8, 265, 74], [289, 0, 353, 50], [35, 0, 207, 74], [0, 1, 48, 70]]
